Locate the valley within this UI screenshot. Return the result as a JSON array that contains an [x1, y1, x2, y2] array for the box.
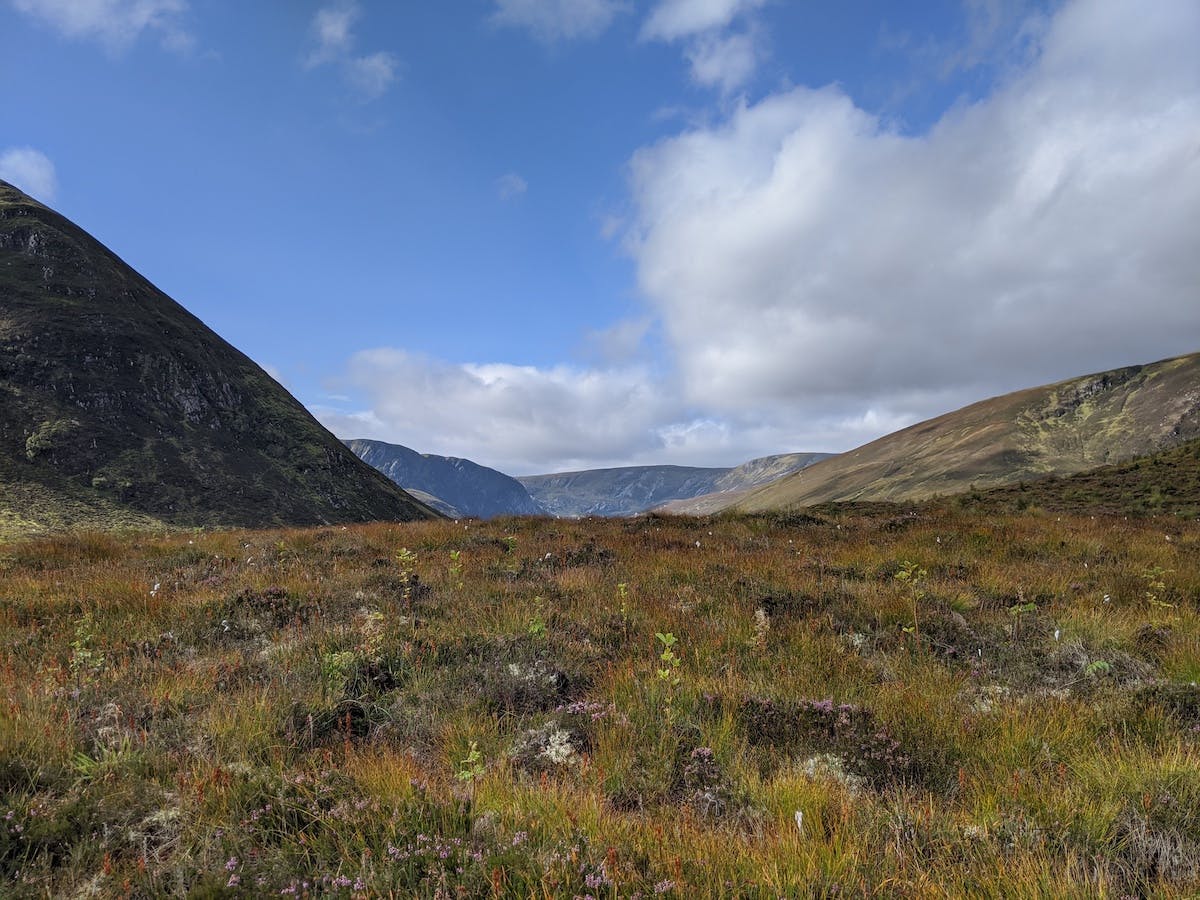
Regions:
[[1, 21, 1198, 895]]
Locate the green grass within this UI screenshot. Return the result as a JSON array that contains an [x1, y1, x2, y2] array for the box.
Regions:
[[959, 437, 1200, 519], [1, 507, 1198, 896]]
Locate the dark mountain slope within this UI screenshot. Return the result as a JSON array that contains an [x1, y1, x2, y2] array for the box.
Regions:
[[346, 439, 544, 519], [0, 179, 436, 532]]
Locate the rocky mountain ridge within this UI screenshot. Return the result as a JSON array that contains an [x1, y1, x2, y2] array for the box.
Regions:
[[345, 439, 544, 519]]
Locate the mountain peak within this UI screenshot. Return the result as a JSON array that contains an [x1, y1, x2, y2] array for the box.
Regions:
[[0, 180, 437, 532]]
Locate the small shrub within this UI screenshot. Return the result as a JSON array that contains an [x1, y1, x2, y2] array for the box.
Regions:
[[738, 696, 927, 788]]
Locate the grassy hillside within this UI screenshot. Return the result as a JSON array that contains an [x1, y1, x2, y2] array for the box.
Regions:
[[0, 180, 436, 532], [960, 437, 1200, 518], [737, 353, 1200, 513], [2, 510, 1198, 896], [659, 453, 832, 515]]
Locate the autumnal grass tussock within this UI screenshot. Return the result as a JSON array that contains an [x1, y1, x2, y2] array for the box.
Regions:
[[1, 507, 1199, 897]]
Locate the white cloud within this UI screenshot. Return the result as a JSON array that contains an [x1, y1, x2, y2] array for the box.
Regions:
[[325, 0, 1200, 474], [641, 0, 766, 42], [317, 350, 690, 474], [316, 346, 934, 472], [496, 172, 529, 200], [307, 0, 358, 66], [641, 0, 768, 92], [306, 1, 398, 100], [945, 0, 1046, 75], [10, 0, 191, 54], [492, 0, 628, 43], [0, 148, 58, 202], [624, 0, 1200, 435], [345, 51, 399, 100], [684, 28, 761, 93]]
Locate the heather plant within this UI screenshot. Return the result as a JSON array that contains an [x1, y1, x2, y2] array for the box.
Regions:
[[0, 507, 1197, 896]]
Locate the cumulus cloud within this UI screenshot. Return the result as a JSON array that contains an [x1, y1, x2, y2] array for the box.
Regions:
[[316, 346, 934, 472], [492, 0, 628, 43], [625, 0, 1200, 431], [317, 350, 691, 474], [0, 148, 58, 202], [9, 0, 191, 53], [641, 0, 768, 91], [327, 0, 1200, 473], [496, 172, 529, 200], [641, 0, 766, 42], [306, 1, 398, 100], [683, 28, 762, 93]]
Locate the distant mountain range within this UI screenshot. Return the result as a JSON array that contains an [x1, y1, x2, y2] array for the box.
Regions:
[[347, 442, 831, 519], [516, 453, 830, 518], [345, 439, 543, 519], [731, 353, 1200, 513], [0, 179, 436, 533]]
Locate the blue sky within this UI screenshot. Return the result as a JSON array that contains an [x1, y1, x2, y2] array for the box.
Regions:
[[3, 0, 1198, 474]]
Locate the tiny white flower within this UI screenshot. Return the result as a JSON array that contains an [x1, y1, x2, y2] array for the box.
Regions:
[[539, 729, 575, 765], [794, 810, 804, 836], [1054, 629, 1061, 641]]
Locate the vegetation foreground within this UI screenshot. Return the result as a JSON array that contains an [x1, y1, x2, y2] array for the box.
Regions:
[[2, 506, 1199, 898]]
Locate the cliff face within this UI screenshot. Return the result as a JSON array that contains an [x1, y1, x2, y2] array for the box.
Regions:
[[0, 180, 437, 531], [346, 439, 544, 519]]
